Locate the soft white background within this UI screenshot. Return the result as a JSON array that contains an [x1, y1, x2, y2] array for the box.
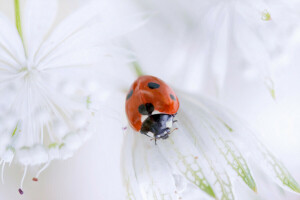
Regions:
[[0, 0, 300, 199]]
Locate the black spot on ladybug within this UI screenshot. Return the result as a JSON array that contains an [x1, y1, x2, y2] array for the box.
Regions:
[[138, 103, 154, 115], [170, 94, 176, 101], [148, 82, 160, 89], [126, 89, 133, 100]]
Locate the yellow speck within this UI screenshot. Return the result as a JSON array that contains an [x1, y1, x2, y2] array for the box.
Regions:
[[261, 9, 271, 21], [264, 77, 276, 100], [253, 186, 257, 193]]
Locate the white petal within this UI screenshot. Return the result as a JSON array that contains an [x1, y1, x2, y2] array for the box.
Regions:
[[179, 92, 257, 191], [178, 91, 300, 194], [158, 127, 216, 199], [122, 128, 178, 200], [209, 8, 230, 95], [168, 116, 235, 200], [1, 148, 14, 163], [22, 0, 58, 60], [122, 129, 143, 200], [35, 1, 146, 71], [0, 13, 26, 69]]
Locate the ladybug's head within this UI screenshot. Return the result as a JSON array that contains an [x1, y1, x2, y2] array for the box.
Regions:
[[140, 113, 177, 143]]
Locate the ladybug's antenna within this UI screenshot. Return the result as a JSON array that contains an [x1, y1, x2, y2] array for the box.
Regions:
[[168, 128, 178, 135]]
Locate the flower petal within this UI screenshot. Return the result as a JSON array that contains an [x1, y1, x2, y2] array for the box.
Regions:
[[22, 0, 58, 59], [0, 13, 26, 70], [179, 91, 300, 194], [34, 1, 146, 71], [256, 143, 300, 193], [122, 128, 179, 200], [177, 114, 235, 200], [179, 92, 257, 192], [202, 3, 230, 95], [159, 121, 235, 200], [158, 129, 215, 198]]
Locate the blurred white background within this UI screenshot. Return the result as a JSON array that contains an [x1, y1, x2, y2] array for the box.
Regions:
[[0, 0, 300, 199]]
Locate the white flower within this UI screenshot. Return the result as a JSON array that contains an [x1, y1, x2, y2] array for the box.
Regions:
[[0, 0, 143, 194], [126, 0, 300, 99], [121, 91, 300, 200]]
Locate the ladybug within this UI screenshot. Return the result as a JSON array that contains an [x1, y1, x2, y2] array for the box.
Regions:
[[125, 75, 179, 143]]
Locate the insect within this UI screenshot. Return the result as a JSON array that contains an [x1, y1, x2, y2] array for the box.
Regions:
[[125, 75, 179, 143]]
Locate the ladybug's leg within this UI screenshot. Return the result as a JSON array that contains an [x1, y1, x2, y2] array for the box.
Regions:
[[149, 138, 157, 145], [154, 128, 170, 140]]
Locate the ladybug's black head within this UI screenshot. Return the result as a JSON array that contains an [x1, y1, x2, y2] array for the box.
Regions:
[[140, 114, 177, 143]]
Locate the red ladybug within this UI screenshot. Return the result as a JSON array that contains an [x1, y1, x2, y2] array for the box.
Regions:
[[125, 75, 179, 142]]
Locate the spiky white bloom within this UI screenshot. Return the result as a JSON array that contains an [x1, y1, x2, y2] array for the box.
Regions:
[[0, 0, 143, 193], [126, 0, 300, 98], [122, 91, 300, 200]]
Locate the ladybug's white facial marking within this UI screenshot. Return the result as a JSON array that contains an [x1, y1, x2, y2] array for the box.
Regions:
[[141, 110, 162, 123], [142, 113, 173, 129], [166, 116, 173, 129], [146, 132, 155, 138], [140, 114, 175, 141], [152, 110, 162, 115], [141, 115, 148, 123]]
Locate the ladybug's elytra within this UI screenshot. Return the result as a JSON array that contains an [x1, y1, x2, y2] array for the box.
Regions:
[[125, 75, 179, 143]]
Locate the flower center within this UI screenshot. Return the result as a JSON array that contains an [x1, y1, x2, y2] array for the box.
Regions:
[[20, 64, 40, 81]]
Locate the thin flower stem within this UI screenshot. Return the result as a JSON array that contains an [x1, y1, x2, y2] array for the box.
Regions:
[[14, 0, 26, 56], [11, 122, 18, 137], [132, 61, 144, 77]]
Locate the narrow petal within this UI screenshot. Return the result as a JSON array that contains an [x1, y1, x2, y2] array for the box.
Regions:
[[159, 122, 234, 200], [22, 0, 58, 59], [158, 134, 215, 199], [177, 114, 235, 200], [122, 131, 143, 200], [122, 128, 178, 200], [34, 1, 146, 71], [178, 92, 257, 192], [133, 134, 178, 199], [256, 143, 300, 193], [0, 13, 26, 69], [179, 91, 300, 194], [203, 4, 230, 95]]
